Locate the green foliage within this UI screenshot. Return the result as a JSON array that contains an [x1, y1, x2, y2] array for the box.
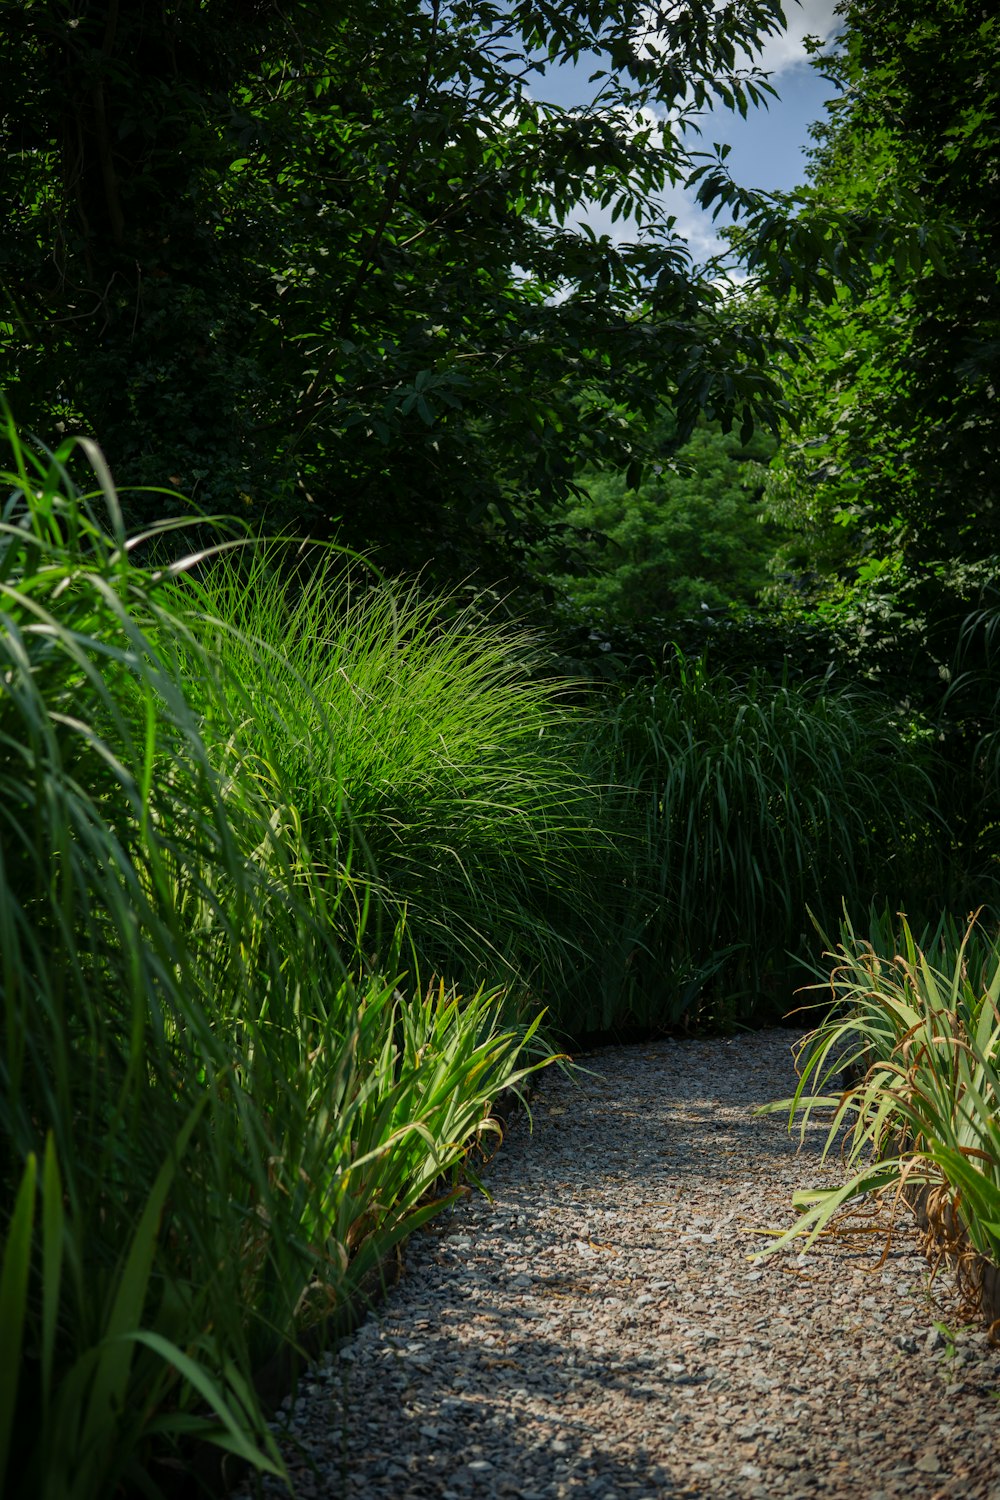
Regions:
[[755, 0, 1000, 628], [580, 657, 936, 1030], [189, 544, 607, 1008], [0, 419, 560, 1498], [541, 418, 778, 627], [763, 910, 1000, 1288], [3, 0, 879, 584], [720, 1, 1000, 924]]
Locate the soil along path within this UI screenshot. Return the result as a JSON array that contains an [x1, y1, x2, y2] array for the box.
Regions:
[[236, 1030, 1000, 1500]]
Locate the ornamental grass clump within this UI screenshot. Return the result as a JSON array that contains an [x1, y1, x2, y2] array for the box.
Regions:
[[0, 418, 556, 1500], [191, 544, 609, 1019], [588, 657, 934, 1029], [762, 910, 1000, 1315]]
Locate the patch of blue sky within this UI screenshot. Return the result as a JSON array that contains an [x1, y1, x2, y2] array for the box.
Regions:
[[526, 0, 844, 259]]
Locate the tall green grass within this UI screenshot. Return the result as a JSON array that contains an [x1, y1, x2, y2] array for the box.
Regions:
[[585, 657, 937, 1028], [0, 420, 563, 1498], [188, 545, 606, 1010]]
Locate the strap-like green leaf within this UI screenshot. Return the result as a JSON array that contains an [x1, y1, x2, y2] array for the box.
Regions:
[[40, 1134, 64, 1419], [77, 1099, 207, 1469], [126, 1331, 285, 1476], [0, 1152, 37, 1489]]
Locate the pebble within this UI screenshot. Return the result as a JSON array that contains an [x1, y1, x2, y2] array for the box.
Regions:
[[230, 1030, 1000, 1498]]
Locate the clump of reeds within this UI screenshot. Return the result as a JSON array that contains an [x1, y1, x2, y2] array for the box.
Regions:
[[761, 908, 1000, 1322]]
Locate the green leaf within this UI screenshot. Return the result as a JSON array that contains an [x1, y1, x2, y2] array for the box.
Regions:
[[0, 1153, 37, 1489], [40, 1134, 64, 1419], [77, 1100, 208, 1468], [127, 1332, 286, 1476]]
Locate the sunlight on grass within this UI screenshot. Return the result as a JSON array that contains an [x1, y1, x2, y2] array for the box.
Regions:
[[0, 418, 560, 1497]]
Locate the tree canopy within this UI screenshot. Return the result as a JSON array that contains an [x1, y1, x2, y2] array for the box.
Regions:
[[759, 0, 1000, 642], [3, 0, 848, 581], [740, 0, 1000, 888]]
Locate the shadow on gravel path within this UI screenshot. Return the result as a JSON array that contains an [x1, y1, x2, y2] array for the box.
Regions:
[[233, 1030, 1000, 1500]]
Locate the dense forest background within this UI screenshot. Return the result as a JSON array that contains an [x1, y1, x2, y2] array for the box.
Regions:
[[0, 1, 885, 570], [2, 1, 994, 638]]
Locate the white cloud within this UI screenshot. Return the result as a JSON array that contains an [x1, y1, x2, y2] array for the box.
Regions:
[[635, 0, 842, 81], [737, 0, 842, 77], [566, 180, 726, 263]]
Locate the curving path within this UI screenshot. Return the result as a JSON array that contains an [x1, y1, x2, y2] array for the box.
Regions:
[[235, 1030, 1000, 1500]]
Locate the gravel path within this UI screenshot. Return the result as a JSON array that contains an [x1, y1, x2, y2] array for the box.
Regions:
[[236, 1029, 1000, 1500]]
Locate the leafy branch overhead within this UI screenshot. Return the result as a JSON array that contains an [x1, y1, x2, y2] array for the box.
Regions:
[[0, 0, 904, 581]]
